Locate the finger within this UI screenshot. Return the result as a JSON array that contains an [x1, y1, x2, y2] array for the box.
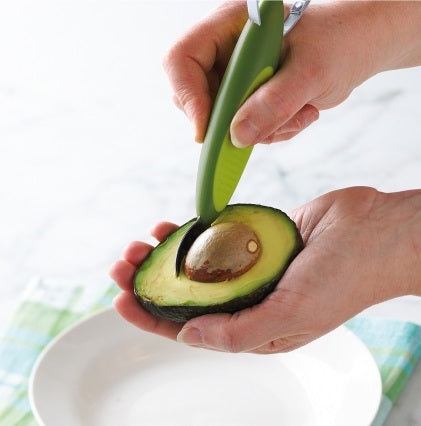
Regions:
[[150, 222, 179, 242], [172, 94, 183, 111], [109, 260, 137, 291], [230, 60, 314, 148], [123, 241, 154, 265], [260, 104, 319, 143], [113, 292, 183, 340], [176, 291, 300, 353], [280, 104, 319, 133], [262, 130, 301, 143], [163, 3, 247, 142], [164, 43, 212, 142]]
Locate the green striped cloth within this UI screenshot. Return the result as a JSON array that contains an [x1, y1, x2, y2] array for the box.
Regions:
[[0, 279, 420, 426]]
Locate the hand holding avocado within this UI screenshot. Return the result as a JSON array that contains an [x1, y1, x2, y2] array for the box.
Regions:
[[164, 1, 421, 146], [110, 187, 421, 353], [109, 0, 421, 353], [133, 205, 303, 323]]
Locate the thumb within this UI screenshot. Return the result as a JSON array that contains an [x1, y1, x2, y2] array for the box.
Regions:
[[230, 62, 313, 148], [176, 297, 294, 353]]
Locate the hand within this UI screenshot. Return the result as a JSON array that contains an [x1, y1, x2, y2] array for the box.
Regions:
[[109, 187, 421, 353], [164, 1, 421, 146]]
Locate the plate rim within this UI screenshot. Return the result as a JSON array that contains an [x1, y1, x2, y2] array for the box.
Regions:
[[28, 307, 112, 425], [29, 307, 382, 426]]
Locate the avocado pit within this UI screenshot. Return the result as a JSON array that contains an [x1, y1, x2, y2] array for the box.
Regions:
[[184, 222, 261, 282]]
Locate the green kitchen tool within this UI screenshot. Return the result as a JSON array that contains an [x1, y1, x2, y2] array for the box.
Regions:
[[197, 0, 284, 225], [175, 0, 308, 275]]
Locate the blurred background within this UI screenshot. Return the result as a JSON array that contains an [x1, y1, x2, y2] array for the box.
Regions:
[[0, 0, 420, 329]]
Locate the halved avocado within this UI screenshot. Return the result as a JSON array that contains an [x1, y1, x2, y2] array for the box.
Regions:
[[134, 204, 303, 322]]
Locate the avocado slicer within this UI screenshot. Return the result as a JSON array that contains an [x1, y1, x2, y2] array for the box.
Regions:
[[175, 0, 310, 276]]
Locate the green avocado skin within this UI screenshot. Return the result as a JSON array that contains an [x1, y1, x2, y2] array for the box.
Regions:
[[133, 204, 304, 323], [137, 259, 299, 323]]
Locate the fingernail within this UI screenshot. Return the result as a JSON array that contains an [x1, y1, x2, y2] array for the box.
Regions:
[[177, 327, 202, 346], [231, 119, 260, 148]]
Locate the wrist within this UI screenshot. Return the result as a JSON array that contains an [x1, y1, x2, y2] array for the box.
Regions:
[[405, 191, 421, 296], [384, 190, 421, 298], [307, 1, 421, 93], [361, 1, 421, 73], [366, 190, 421, 304]]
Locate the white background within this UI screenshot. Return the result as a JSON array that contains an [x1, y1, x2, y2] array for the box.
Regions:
[[0, 1, 420, 423]]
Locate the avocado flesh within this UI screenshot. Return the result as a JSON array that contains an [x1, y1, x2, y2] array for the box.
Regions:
[[134, 204, 303, 322]]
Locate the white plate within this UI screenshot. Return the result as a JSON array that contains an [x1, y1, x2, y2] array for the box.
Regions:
[[29, 308, 381, 426]]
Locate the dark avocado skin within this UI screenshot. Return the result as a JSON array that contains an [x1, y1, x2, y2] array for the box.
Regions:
[[133, 204, 304, 323], [136, 254, 301, 323]]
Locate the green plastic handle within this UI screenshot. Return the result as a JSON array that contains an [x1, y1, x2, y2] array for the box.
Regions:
[[196, 0, 284, 225]]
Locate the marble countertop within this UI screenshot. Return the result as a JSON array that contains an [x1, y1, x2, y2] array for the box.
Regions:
[[1, 1, 420, 424]]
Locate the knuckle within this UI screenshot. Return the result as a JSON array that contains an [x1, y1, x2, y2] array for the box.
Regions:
[[276, 132, 298, 142], [268, 339, 291, 353], [172, 94, 182, 110], [261, 86, 288, 112], [261, 131, 285, 144], [161, 48, 173, 72], [253, 338, 301, 355], [261, 133, 277, 144], [162, 41, 183, 73], [301, 60, 324, 83], [223, 328, 243, 353], [273, 338, 302, 353], [124, 241, 141, 254], [337, 186, 381, 209], [293, 115, 304, 131], [259, 87, 297, 128], [176, 89, 189, 107]]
